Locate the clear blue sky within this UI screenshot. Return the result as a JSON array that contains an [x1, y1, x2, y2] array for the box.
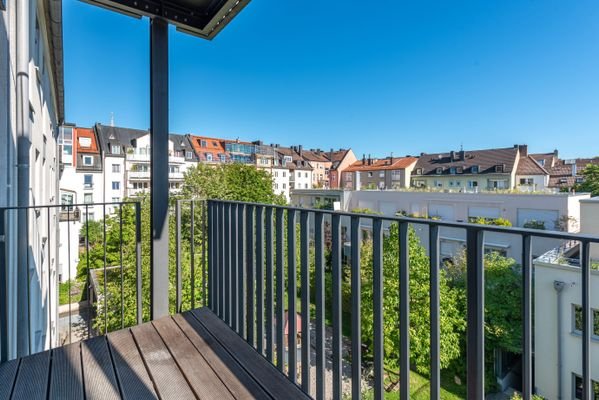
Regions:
[[63, 0, 599, 159]]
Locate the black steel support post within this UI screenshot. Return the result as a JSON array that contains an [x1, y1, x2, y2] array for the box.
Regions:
[[150, 17, 169, 319]]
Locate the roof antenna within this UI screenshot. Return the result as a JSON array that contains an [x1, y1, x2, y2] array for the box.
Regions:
[[460, 142, 463, 151], [110, 112, 115, 127]]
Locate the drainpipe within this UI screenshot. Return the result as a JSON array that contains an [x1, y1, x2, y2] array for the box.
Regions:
[[554, 280, 565, 400], [16, 0, 31, 357]]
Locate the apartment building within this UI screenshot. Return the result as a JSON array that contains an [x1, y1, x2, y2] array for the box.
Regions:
[[342, 155, 418, 190], [532, 150, 599, 191], [189, 135, 228, 164], [533, 198, 599, 399], [277, 146, 313, 191], [411, 145, 550, 192], [328, 148, 357, 189], [225, 139, 254, 164], [0, 0, 64, 355], [301, 148, 332, 188]]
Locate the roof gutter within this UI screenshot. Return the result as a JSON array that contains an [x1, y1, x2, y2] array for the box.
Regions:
[[44, 0, 65, 124]]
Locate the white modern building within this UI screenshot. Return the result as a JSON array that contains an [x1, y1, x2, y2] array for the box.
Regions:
[[533, 197, 599, 400], [291, 189, 590, 263], [0, 0, 64, 356]]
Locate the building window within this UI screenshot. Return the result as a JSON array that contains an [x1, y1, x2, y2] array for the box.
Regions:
[[305, 172, 308, 178], [436, 167, 443, 175], [471, 165, 479, 174], [449, 167, 456, 175], [572, 374, 599, 399], [43, 135, 47, 162], [379, 171, 384, 178], [111, 145, 121, 154], [112, 164, 120, 173], [112, 181, 120, 190], [186, 151, 194, 159], [206, 153, 213, 162], [112, 197, 120, 203], [83, 156, 93, 166], [283, 183, 286, 189], [572, 304, 599, 336], [84, 193, 93, 204], [368, 172, 373, 178], [84, 174, 93, 188], [283, 171, 286, 178], [274, 171, 278, 177], [169, 165, 180, 173], [219, 154, 226, 163], [61, 192, 74, 210], [200, 140, 207, 148], [305, 184, 308, 189], [520, 178, 534, 185]]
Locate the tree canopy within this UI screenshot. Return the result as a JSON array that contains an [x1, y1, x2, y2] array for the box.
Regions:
[[574, 163, 599, 196]]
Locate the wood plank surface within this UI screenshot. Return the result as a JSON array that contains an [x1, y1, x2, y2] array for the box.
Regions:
[[107, 329, 158, 400], [82, 336, 121, 400], [130, 322, 196, 400], [191, 308, 310, 400], [11, 350, 50, 400]]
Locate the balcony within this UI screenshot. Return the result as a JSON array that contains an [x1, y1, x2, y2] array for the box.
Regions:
[[1, 199, 599, 400], [127, 170, 151, 180]]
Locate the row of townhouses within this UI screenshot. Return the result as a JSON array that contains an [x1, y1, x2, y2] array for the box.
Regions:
[[340, 144, 598, 193]]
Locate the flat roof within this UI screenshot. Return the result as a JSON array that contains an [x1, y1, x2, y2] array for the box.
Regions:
[[83, 0, 251, 39]]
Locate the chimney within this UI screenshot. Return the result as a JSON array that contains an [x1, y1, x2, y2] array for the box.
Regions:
[[420, 152, 425, 157], [518, 145, 528, 157], [362, 154, 366, 164], [368, 154, 372, 166], [450, 150, 456, 161], [329, 148, 334, 161], [553, 149, 559, 157], [298, 145, 303, 156], [459, 150, 466, 161]]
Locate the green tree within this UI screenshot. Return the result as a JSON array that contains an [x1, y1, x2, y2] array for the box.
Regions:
[[360, 224, 465, 375], [181, 163, 286, 204], [574, 163, 599, 196]]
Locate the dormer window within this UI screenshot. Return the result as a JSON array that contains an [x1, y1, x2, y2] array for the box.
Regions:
[[415, 168, 423, 175], [449, 167, 456, 175], [456, 166, 463, 174], [436, 167, 443, 175], [495, 164, 505, 173], [200, 140, 207, 148], [471, 165, 479, 174]]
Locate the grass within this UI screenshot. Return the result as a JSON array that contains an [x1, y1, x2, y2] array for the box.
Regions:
[[59, 280, 85, 305], [361, 370, 466, 400]]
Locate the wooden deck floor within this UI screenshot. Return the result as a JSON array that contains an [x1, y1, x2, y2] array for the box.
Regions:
[[0, 307, 310, 400]]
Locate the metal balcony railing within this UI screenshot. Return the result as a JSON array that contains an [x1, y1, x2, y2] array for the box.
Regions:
[[2, 199, 599, 400], [204, 199, 599, 400]]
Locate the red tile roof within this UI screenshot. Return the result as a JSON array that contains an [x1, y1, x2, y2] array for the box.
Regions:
[[345, 157, 417, 172], [516, 156, 549, 175], [75, 127, 99, 153], [189, 135, 227, 162]]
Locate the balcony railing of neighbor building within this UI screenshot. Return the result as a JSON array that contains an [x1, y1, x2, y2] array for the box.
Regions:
[[1, 198, 599, 399]]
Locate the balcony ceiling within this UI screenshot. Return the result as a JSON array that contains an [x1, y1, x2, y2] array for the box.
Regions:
[[83, 0, 251, 39]]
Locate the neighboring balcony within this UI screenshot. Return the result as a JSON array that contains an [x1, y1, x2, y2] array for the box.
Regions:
[[128, 170, 151, 180]]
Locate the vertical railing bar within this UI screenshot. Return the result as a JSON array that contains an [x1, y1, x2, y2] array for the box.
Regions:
[[207, 201, 213, 310], [256, 206, 265, 355], [315, 212, 325, 400], [202, 200, 207, 307], [191, 200, 196, 310], [399, 222, 410, 400], [581, 240, 591, 400], [46, 208, 52, 349], [67, 207, 72, 343], [466, 228, 485, 399], [331, 213, 342, 400], [119, 205, 124, 329], [522, 235, 532, 400], [135, 202, 142, 326], [276, 208, 285, 372], [175, 200, 182, 312], [27, 208, 31, 354], [220, 202, 226, 321], [103, 204, 107, 333], [216, 202, 223, 318], [350, 215, 361, 400], [239, 204, 247, 338], [0, 209, 7, 361], [265, 207, 275, 363], [246, 205, 255, 347], [300, 210, 311, 393], [429, 225, 441, 400], [288, 209, 298, 383], [86, 205, 92, 337], [225, 203, 231, 326], [231, 204, 238, 332], [373, 218, 384, 400]]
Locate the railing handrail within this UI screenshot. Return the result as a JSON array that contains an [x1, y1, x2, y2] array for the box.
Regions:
[[207, 199, 599, 243], [0, 201, 141, 211]]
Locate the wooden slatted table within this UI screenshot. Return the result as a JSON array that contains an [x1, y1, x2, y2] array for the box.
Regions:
[[0, 307, 311, 400]]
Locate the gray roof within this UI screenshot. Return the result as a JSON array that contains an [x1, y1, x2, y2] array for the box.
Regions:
[[414, 146, 519, 176], [95, 124, 148, 156]]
